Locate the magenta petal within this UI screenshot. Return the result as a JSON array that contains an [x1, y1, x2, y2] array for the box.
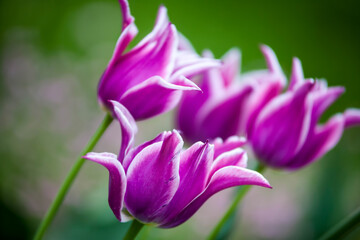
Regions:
[[288, 57, 304, 91], [260, 45, 283, 77], [245, 76, 285, 137], [209, 148, 247, 177], [171, 53, 221, 82], [212, 136, 246, 159], [119, 0, 134, 29], [125, 131, 183, 223], [120, 76, 200, 120], [161, 166, 271, 228], [157, 142, 214, 225], [132, 5, 170, 52], [99, 21, 178, 110], [344, 108, 360, 128], [251, 81, 313, 166], [84, 152, 126, 221], [311, 86, 345, 123], [122, 131, 168, 172], [220, 48, 241, 87], [196, 85, 253, 141], [111, 101, 137, 162], [287, 114, 345, 169]]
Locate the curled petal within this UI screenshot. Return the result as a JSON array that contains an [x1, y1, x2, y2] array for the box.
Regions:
[[84, 152, 127, 221], [119, 0, 134, 30], [161, 166, 271, 228], [344, 108, 360, 128], [111, 101, 137, 162], [287, 114, 345, 169], [125, 131, 183, 222], [210, 148, 247, 178], [120, 76, 201, 120], [212, 136, 247, 159], [311, 86, 345, 124], [171, 54, 221, 82]]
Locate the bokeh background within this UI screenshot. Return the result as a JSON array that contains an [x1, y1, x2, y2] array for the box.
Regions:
[[1, 0, 360, 239]]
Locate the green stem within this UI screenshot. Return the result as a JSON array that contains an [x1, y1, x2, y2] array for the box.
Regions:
[[123, 220, 145, 240], [319, 207, 360, 240], [208, 162, 266, 240], [34, 113, 113, 240]]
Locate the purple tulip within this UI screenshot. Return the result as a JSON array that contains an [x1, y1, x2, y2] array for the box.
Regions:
[[176, 45, 286, 143], [84, 101, 271, 227], [250, 58, 360, 169], [97, 0, 219, 120]]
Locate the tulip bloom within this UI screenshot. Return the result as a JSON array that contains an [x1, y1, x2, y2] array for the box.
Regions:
[[84, 101, 271, 228], [98, 0, 219, 120], [176, 45, 286, 143], [250, 58, 360, 169]]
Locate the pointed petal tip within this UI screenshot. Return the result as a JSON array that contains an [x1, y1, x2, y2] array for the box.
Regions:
[[202, 49, 214, 59], [259, 44, 282, 74], [119, 0, 135, 28]]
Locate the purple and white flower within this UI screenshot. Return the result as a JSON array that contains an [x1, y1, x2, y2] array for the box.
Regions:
[[84, 101, 271, 227], [176, 45, 285, 143], [250, 58, 360, 169], [98, 0, 219, 120]]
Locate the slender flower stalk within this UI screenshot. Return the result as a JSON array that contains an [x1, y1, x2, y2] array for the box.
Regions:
[[208, 162, 266, 240], [123, 220, 145, 240], [319, 207, 360, 240], [34, 114, 113, 240]]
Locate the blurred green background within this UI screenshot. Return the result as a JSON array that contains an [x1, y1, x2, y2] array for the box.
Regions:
[[0, 0, 359, 239]]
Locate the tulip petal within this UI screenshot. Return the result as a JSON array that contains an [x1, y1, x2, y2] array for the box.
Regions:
[[196, 85, 253, 141], [122, 131, 168, 172], [260, 45, 283, 77], [344, 108, 360, 128], [132, 5, 170, 51], [161, 166, 271, 228], [98, 20, 178, 111], [241, 46, 286, 136], [111, 101, 137, 162], [157, 142, 214, 224], [287, 114, 345, 169], [125, 131, 183, 222], [245, 76, 285, 137], [210, 148, 248, 177], [84, 152, 127, 221], [311, 86, 345, 124], [251, 81, 314, 167], [288, 57, 304, 91], [171, 52, 221, 82], [212, 136, 247, 159], [120, 76, 200, 120], [220, 48, 241, 87]]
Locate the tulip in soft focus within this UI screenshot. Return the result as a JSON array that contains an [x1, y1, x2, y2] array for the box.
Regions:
[[249, 58, 360, 169], [98, 0, 219, 120], [84, 101, 271, 228], [176, 45, 286, 143]]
